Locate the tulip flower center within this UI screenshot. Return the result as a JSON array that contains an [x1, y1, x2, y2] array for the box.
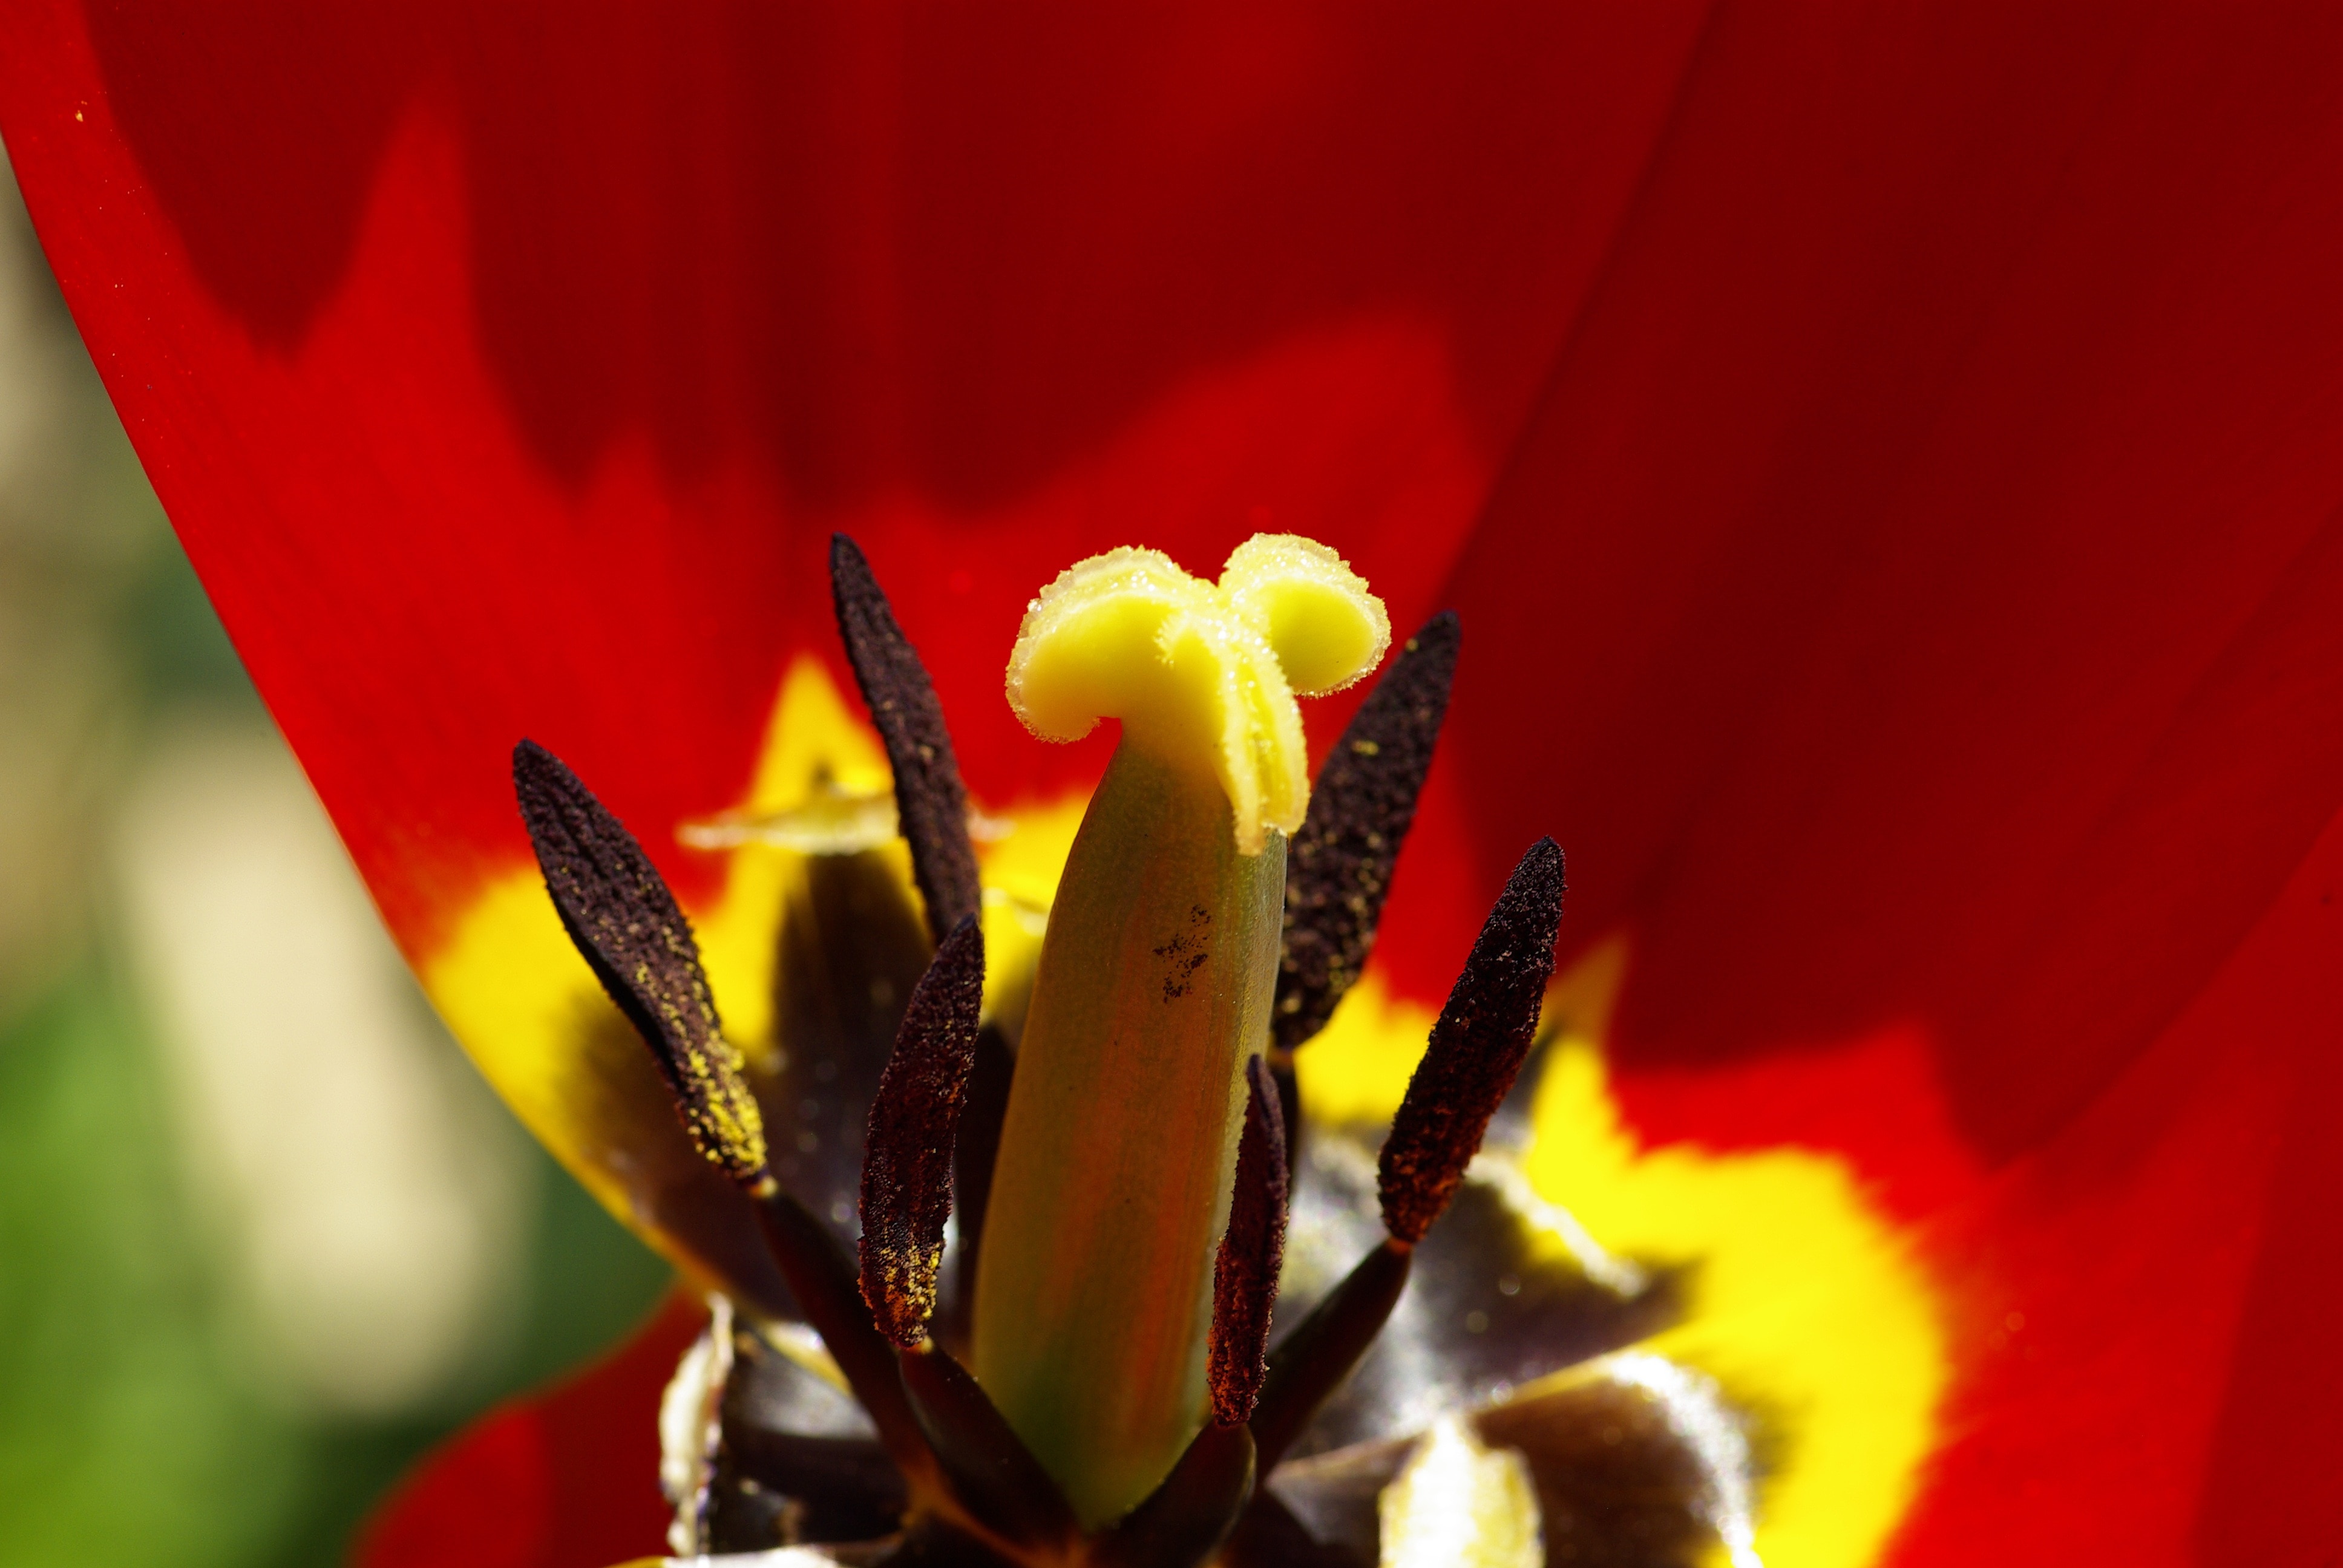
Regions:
[[974, 537, 1389, 1523], [490, 529, 1936, 1568]]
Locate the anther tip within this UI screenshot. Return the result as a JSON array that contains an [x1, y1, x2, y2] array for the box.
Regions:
[[1376, 834, 1564, 1244]]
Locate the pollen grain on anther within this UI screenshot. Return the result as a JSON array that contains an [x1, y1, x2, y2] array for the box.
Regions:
[[1378, 835, 1564, 1246], [860, 916, 986, 1347], [511, 739, 767, 1187]]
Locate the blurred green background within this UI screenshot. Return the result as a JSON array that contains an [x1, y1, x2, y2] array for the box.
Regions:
[[0, 156, 672, 1565]]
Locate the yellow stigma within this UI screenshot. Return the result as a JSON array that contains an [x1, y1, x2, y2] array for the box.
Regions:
[[1005, 534, 1389, 854]]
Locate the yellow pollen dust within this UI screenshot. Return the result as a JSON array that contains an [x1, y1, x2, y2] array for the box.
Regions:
[[1004, 534, 1390, 854]]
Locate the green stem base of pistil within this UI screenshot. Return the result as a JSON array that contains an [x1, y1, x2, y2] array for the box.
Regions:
[[972, 738, 1285, 1526]]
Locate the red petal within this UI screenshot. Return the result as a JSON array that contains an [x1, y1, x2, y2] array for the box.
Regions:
[[353, 1293, 705, 1568], [2187, 818, 2343, 1556], [1590, 805, 2343, 1560], [1441, 1, 2343, 1162], [1425, 4, 2343, 1552], [0, 1, 1708, 953], [1897, 805, 2343, 1560]]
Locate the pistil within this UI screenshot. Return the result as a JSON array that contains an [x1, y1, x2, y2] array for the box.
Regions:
[[971, 537, 1387, 1524]]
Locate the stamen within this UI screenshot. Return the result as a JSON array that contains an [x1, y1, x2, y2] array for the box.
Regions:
[[1276, 610, 1460, 1051], [1379, 837, 1564, 1245], [512, 742, 934, 1480], [749, 1184, 935, 1478], [860, 916, 986, 1347], [1240, 838, 1562, 1472], [1267, 1048, 1305, 1181], [896, 1341, 1080, 1549], [1207, 1056, 1289, 1428], [944, 1021, 1015, 1348], [511, 739, 767, 1187], [830, 534, 983, 939], [1247, 1238, 1414, 1469], [1090, 1422, 1257, 1568]]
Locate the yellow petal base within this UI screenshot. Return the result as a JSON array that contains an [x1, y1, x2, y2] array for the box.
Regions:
[[1300, 942, 1948, 1568]]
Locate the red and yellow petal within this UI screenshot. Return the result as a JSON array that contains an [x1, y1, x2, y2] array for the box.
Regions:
[[1444, 0, 2343, 1165], [1894, 809, 2343, 1562], [1300, 946, 1954, 1568], [4, 1, 2343, 1563]]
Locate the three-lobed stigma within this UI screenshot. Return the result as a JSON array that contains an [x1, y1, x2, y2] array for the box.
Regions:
[[1005, 535, 1389, 855]]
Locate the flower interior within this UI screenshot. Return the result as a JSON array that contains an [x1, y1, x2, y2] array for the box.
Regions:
[[482, 534, 1935, 1568]]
